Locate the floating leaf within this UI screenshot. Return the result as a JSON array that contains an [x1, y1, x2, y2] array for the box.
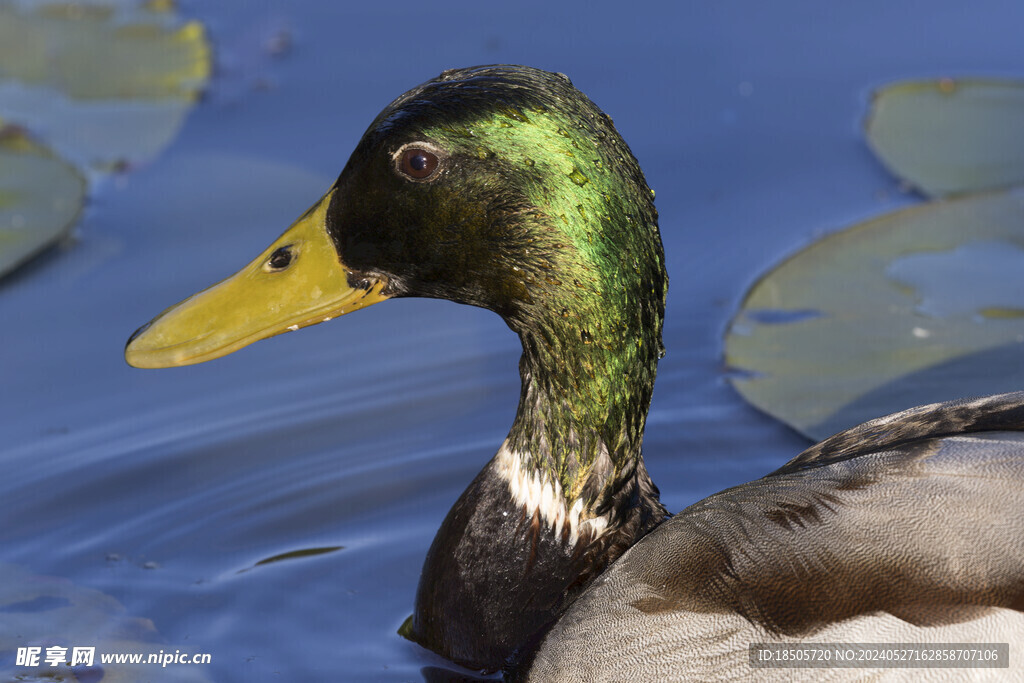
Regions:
[[725, 189, 1024, 440], [0, 563, 213, 682], [0, 126, 86, 278], [0, 1, 208, 100], [0, 0, 211, 169], [866, 79, 1024, 197], [0, 0, 210, 280]]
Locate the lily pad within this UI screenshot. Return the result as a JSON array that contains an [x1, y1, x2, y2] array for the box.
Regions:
[[0, 0, 210, 280], [725, 189, 1024, 440], [0, 126, 86, 278], [0, 562, 213, 682], [866, 79, 1024, 197], [0, 0, 210, 169]]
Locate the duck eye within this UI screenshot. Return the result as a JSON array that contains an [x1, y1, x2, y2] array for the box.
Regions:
[[265, 245, 294, 271], [399, 147, 439, 180]]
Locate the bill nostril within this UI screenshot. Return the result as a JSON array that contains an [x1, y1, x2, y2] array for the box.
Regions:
[[266, 245, 294, 271]]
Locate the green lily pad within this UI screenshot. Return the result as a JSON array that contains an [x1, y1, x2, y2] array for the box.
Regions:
[[0, 1, 208, 100], [0, 0, 210, 280], [866, 79, 1024, 197], [0, 0, 210, 169], [0, 126, 86, 278], [725, 189, 1024, 440], [0, 562, 213, 682]]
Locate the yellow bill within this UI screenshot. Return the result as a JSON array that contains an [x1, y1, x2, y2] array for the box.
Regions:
[[125, 189, 389, 368]]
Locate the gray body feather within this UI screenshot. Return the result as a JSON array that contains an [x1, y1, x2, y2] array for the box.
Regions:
[[529, 394, 1024, 681]]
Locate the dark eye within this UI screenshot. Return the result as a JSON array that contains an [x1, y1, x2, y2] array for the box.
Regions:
[[399, 147, 440, 180], [265, 245, 293, 271]]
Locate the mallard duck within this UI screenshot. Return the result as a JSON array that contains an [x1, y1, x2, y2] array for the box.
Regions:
[[126, 65, 1024, 681]]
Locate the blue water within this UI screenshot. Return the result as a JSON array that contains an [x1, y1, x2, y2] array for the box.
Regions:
[[3, 1, 1024, 680]]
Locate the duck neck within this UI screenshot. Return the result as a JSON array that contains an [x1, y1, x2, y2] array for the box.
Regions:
[[410, 305, 669, 671], [499, 296, 667, 545]]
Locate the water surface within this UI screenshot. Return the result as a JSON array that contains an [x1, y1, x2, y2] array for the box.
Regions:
[[3, 2, 1024, 680]]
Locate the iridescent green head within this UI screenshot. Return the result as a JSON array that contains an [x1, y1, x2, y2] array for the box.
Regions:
[[127, 65, 666, 493], [330, 65, 664, 326]]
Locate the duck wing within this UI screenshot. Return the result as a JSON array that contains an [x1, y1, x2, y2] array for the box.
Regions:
[[780, 392, 1024, 472], [529, 393, 1024, 681]]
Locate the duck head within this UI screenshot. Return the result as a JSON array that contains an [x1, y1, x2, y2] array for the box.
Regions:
[[127, 65, 668, 671]]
